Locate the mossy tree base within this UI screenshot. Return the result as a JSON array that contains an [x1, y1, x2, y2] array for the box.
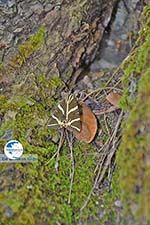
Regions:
[[0, 1, 118, 224], [115, 5, 150, 225]]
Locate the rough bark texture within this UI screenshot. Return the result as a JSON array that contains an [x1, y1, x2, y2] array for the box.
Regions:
[[0, 1, 119, 225], [0, 0, 117, 95]]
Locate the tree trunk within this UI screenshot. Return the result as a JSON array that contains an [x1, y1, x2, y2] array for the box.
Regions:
[[0, 0, 117, 95], [0, 1, 119, 224]]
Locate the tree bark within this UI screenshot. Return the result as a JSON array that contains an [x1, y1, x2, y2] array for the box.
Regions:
[[0, 0, 118, 95]]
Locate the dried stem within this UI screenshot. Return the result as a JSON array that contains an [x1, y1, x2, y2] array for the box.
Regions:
[[45, 128, 65, 167], [80, 111, 123, 212], [83, 75, 122, 101], [55, 129, 65, 172], [66, 130, 75, 204], [104, 113, 111, 137]]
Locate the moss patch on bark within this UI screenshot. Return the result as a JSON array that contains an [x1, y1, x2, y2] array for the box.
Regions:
[[115, 5, 150, 225]]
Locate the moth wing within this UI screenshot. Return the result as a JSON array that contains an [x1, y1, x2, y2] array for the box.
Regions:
[[48, 100, 66, 129], [73, 102, 97, 143], [68, 96, 81, 132]]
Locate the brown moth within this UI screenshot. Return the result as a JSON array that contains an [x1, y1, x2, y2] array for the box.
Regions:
[[48, 94, 81, 132], [48, 94, 97, 143], [48, 94, 97, 204]]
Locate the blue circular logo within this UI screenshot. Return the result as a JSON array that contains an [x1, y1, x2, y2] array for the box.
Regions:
[[4, 140, 23, 160]]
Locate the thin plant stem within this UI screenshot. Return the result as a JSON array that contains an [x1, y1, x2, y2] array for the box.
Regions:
[[55, 129, 65, 172], [80, 111, 123, 212], [66, 130, 75, 204], [45, 128, 65, 167]]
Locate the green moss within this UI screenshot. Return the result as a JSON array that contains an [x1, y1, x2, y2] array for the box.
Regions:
[[10, 26, 46, 68], [119, 6, 150, 111], [117, 69, 150, 224], [1, 3, 149, 225], [97, 6, 150, 225], [0, 72, 98, 225], [0, 140, 98, 224], [0, 2, 101, 224], [36, 74, 62, 107], [97, 171, 121, 225], [114, 6, 150, 225]]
